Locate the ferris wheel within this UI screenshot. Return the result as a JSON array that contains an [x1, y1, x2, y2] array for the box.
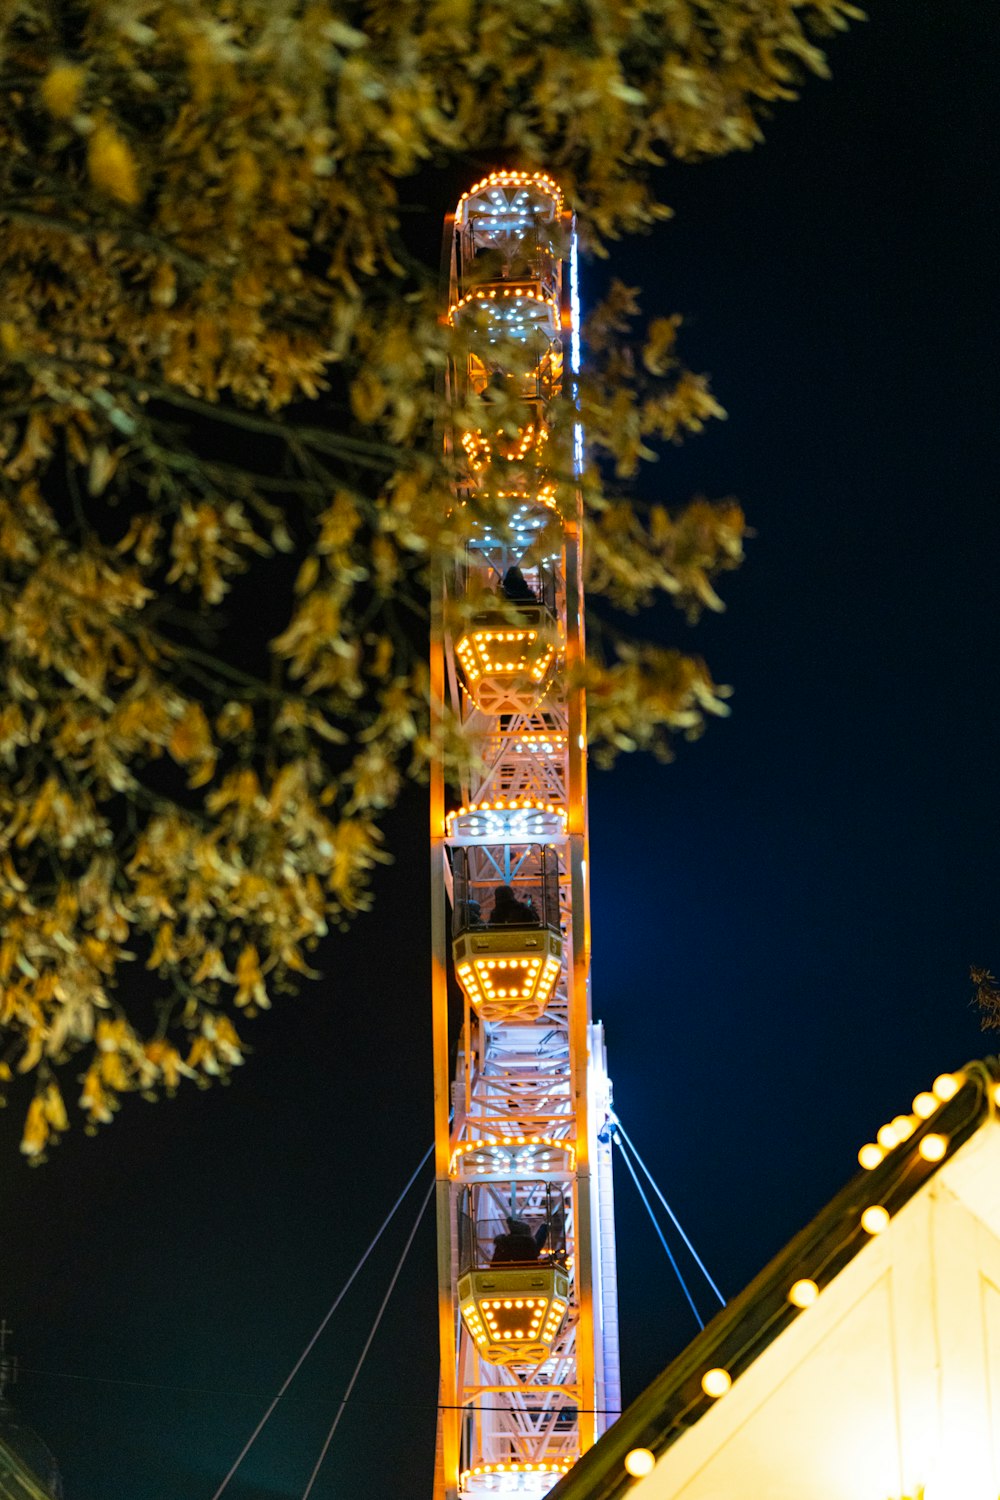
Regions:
[[209, 170, 721, 1500], [430, 172, 621, 1499]]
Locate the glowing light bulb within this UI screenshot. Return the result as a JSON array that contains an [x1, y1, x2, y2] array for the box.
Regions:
[[877, 1123, 900, 1150], [912, 1091, 937, 1119], [932, 1072, 961, 1101], [861, 1205, 890, 1235], [701, 1368, 731, 1398], [624, 1448, 655, 1478], [788, 1279, 819, 1308], [891, 1114, 915, 1142], [919, 1133, 947, 1161], [858, 1143, 884, 1170]]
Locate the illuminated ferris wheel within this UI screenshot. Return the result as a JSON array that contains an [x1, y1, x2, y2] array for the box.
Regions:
[[430, 171, 620, 1499]]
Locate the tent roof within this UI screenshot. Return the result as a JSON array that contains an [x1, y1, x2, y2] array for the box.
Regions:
[[548, 1057, 1000, 1500], [0, 1430, 60, 1500]]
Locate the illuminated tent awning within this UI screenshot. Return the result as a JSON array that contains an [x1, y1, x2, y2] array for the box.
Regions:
[[545, 1059, 1000, 1500]]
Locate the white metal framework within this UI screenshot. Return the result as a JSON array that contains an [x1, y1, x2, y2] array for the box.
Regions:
[[431, 172, 620, 1500]]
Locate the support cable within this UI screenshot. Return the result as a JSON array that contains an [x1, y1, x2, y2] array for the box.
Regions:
[[299, 1176, 436, 1499], [210, 1142, 434, 1500], [612, 1131, 705, 1331], [614, 1118, 726, 1309]]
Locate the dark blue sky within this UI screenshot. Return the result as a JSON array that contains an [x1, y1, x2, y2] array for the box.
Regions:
[[1, 2, 998, 1495]]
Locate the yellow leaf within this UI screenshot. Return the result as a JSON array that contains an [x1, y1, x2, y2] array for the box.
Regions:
[[642, 316, 680, 376], [20, 1095, 49, 1157], [43, 1082, 69, 1132], [233, 944, 269, 1009], [87, 122, 141, 206], [88, 444, 119, 497], [146, 922, 176, 971], [80, 1065, 114, 1123], [168, 702, 214, 767], [296, 553, 320, 595], [350, 370, 388, 424], [41, 62, 85, 120], [230, 149, 262, 202], [192, 946, 233, 984], [145, 1041, 195, 1089], [150, 263, 177, 309], [17, 1029, 44, 1074]]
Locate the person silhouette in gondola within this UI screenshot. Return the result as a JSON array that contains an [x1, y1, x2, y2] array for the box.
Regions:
[[501, 565, 536, 603], [489, 883, 537, 926], [491, 1216, 548, 1264]]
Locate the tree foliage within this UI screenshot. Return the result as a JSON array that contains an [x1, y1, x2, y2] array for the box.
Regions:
[[0, 0, 861, 1155], [971, 968, 1000, 1030]]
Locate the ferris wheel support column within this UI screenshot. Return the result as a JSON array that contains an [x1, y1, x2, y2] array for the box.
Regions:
[[564, 518, 597, 1454], [430, 578, 459, 1500]]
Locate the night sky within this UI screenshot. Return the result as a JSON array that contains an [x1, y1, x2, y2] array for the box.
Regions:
[[1, 3, 998, 1496]]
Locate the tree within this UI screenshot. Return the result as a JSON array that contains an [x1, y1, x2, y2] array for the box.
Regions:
[[0, 0, 862, 1156]]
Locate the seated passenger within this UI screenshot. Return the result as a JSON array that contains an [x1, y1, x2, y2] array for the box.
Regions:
[[501, 566, 537, 604], [491, 1216, 547, 1264], [490, 884, 537, 926]]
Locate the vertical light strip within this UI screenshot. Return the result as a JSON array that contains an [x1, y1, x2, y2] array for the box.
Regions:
[[570, 227, 584, 477]]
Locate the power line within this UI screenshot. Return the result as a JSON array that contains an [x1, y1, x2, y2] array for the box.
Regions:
[[300, 1176, 435, 1498], [210, 1142, 433, 1500], [18, 1365, 621, 1413]]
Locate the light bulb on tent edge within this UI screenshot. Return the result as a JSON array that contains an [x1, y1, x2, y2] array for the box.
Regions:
[[861, 1205, 890, 1235], [701, 1368, 731, 1398], [919, 1133, 947, 1162], [624, 1449, 655, 1478]]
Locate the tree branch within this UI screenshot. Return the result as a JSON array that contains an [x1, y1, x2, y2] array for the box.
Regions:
[[0, 205, 206, 279]]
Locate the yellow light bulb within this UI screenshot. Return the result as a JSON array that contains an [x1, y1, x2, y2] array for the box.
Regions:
[[788, 1278, 819, 1308], [858, 1143, 884, 1170], [876, 1122, 899, 1150], [912, 1091, 937, 1119], [932, 1072, 961, 1101], [701, 1368, 731, 1398], [919, 1133, 947, 1161], [891, 1114, 915, 1142], [861, 1205, 890, 1235], [624, 1448, 656, 1478]]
